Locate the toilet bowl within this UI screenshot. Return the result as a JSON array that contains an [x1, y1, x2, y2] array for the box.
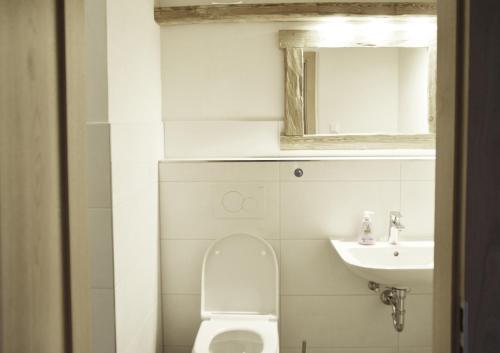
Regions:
[[193, 317, 278, 353], [192, 233, 279, 353]]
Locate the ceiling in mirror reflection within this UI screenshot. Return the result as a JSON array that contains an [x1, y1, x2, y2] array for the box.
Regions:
[[310, 16, 437, 45]]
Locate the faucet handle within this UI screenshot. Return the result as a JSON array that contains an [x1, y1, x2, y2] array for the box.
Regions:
[[389, 211, 405, 228], [390, 210, 403, 218], [389, 211, 403, 222]]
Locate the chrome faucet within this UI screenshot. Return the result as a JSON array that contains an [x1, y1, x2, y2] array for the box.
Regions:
[[388, 211, 405, 244]]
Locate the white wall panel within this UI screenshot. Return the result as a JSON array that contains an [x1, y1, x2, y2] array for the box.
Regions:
[[159, 160, 435, 353]]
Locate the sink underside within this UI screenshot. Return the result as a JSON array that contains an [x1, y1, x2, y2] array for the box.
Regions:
[[331, 240, 434, 288]]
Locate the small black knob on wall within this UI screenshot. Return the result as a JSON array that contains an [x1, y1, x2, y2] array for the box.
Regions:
[[294, 168, 304, 178]]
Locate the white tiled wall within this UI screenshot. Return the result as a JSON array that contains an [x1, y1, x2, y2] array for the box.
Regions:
[[111, 122, 164, 353], [109, 127, 164, 353], [85, 0, 108, 123], [106, 0, 164, 350], [87, 124, 112, 207], [87, 121, 164, 353], [159, 159, 435, 353], [87, 123, 117, 353], [86, 0, 164, 351], [91, 289, 117, 353]]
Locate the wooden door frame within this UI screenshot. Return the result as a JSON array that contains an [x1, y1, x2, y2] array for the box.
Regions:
[[0, 0, 90, 352], [61, 0, 91, 352], [434, 0, 468, 351], [461, 0, 500, 351]]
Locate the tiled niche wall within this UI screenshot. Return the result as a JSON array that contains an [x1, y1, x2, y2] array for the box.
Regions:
[[87, 123, 116, 353], [159, 159, 435, 353]]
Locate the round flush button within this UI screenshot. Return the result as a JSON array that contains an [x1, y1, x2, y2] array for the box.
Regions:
[[221, 191, 244, 213], [242, 197, 257, 212]]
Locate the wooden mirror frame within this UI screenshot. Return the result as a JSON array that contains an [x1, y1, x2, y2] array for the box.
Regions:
[[280, 21, 437, 150]]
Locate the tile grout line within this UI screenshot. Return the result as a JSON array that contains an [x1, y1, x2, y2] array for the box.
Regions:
[[160, 179, 406, 183], [159, 178, 434, 183]]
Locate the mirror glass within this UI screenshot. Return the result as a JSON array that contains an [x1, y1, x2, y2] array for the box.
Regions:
[[304, 47, 430, 135]]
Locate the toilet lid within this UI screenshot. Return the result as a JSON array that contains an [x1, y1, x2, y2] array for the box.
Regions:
[[201, 234, 279, 319]]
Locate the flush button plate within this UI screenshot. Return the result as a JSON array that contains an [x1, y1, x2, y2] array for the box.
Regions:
[[213, 184, 266, 219]]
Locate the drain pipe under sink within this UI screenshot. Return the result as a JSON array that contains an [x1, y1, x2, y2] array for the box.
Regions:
[[369, 281, 408, 332]]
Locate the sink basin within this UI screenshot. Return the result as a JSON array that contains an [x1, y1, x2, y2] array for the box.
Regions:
[[331, 240, 434, 288]]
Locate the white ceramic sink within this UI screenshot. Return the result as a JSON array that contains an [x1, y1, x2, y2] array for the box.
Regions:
[[331, 240, 434, 288]]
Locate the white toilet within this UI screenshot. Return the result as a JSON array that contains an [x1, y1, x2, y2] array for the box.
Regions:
[[192, 233, 279, 353]]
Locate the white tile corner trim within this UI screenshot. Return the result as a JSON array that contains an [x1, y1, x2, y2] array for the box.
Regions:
[[110, 122, 165, 163], [159, 159, 435, 352]]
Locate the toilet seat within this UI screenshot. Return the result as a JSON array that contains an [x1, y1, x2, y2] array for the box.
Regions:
[[193, 234, 280, 353], [201, 233, 279, 318], [192, 316, 278, 353]]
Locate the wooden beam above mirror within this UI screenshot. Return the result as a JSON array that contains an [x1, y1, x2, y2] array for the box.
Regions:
[[154, 2, 436, 25]]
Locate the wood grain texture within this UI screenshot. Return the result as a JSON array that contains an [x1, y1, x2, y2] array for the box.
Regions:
[[154, 2, 436, 25], [0, 1, 68, 352], [433, 0, 462, 351], [280, 133, 435, 149], [279, 28, 436, 48], [464, 0, 500, 351], [284, 48, 304, 136]]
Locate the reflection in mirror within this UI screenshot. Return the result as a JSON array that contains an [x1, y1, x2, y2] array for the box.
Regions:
[[305, 47, 431, 135], [279, 16, 437, 150]]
